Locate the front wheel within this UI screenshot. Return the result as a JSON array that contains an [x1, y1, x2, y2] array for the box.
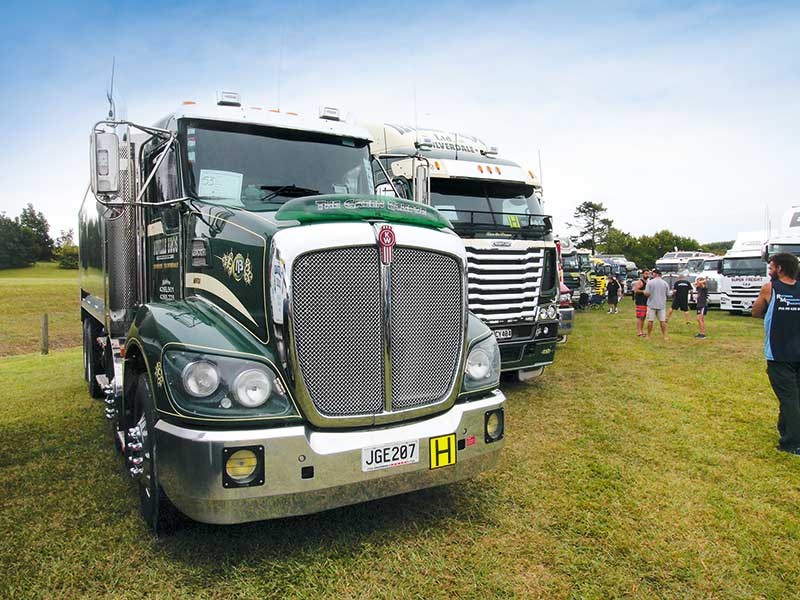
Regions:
[[130, 373, 177, 533]]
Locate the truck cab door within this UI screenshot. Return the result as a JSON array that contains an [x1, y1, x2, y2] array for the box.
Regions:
[[143, 141, 183, 303]]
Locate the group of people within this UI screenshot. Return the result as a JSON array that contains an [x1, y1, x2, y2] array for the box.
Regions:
[[595, 252, 800, 458], [622, 270, 708, 339]]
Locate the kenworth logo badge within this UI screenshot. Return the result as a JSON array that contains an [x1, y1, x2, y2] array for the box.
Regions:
[[378, 225, 396, 264]]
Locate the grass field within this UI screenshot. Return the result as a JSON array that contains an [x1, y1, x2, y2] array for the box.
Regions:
[[0, 262, 80, 356], [2, 290, 799, 598]]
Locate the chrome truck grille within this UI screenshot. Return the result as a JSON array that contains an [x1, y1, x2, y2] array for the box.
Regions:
[[465, 242, 544, 323], [290, 241, 463, 419]]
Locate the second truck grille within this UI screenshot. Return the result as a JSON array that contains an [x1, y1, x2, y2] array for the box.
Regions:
[[466, 245, 544, 322]]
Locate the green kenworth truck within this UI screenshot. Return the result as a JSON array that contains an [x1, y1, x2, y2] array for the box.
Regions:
[[79, 92, 506, 532]]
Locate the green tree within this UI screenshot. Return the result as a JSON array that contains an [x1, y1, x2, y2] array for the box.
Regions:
[[0, 213, 38, 269], [17, 203, 53, 261], [568, 202, 611, 253], [701, 240, 734, 255], [53, 229, 79, 269]]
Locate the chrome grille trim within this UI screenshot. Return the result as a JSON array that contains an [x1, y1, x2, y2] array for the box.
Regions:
[[465, 240, 549, 323], [270, 222, 468, 428]]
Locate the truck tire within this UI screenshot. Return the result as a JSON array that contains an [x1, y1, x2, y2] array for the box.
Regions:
[[132, 373, 177, 534], [83, 319, 104, 399]]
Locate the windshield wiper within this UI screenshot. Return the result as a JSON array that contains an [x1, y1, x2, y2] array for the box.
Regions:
[[259, 184, 320, 202]]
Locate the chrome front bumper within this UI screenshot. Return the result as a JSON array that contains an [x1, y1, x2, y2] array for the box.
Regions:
[[155, 391, 505, 524]]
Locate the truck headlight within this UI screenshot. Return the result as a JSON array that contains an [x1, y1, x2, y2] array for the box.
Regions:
[[162, 350, 299, 420], [461, 335, 500, 393], [546, 305, 558, 320], [232, 369, 271, 408], [182, 360, 220, 398]]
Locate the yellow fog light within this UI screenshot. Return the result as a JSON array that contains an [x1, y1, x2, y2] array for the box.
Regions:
[[226, 449, 257, 481], [484, 409, 505, 443], [222, 446, 264, 488]]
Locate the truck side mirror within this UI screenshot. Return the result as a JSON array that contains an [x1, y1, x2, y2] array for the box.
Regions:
[[90, 131, 120, 195], [761, 244, 769, 262], [414, 162, 430, 204], [162, 206, 181, 232]]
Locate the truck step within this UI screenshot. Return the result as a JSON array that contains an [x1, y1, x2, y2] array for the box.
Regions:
[[95, 374, 110, 389]]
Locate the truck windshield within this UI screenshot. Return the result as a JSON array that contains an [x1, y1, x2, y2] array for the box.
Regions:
[[656, 262, 680, 273], [181, 120, 374, 210], [702, 259, 721, 272], [769, 244, 800, 256], [686, 259, 705, 273], [429, 178, 546, 228], [562, 254, 580, 270], [578, 255, 592, 270], [722, 257, 765, 276]]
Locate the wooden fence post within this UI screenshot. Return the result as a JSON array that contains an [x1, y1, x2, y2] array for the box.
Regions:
[[41, 313, 49, 355]]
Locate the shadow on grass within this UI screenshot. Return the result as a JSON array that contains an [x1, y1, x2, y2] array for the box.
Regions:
[[155, 480, 501, 570]]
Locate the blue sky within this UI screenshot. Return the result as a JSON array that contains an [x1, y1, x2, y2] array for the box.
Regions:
[[1, 1, 798, 242]]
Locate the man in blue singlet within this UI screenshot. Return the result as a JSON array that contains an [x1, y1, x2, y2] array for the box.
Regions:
[[753, 253, 800, 455]]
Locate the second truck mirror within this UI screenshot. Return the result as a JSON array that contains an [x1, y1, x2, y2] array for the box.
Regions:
[[90, 131, 120, 196], [414, 163, 430, 205]]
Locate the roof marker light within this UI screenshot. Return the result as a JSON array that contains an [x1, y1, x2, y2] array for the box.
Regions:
[[434, 161, 441, 170], [415, 136, 433, 151], [319, 106, 341, 121], [528, 169, 535, 178], [250, 106, 263, 111], [287, 111, 298, 116], [182, 101, 196, 105], [269, 109, 281, 113], [216, 91, 241, 107], [496, 167, 502, 175], [487, 166, 493, 174], [477, 165, 484, 173]]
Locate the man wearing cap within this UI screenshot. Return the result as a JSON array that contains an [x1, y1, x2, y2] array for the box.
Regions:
[[644, 268, 670, 340], [753, 253, 800, 455]]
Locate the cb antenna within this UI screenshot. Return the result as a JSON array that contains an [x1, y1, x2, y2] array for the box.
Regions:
[[106, 57, 116, 120]]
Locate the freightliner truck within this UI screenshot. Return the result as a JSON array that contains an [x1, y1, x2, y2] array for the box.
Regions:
[[79, 93, 506, 532], [366, 124, 560, 382]]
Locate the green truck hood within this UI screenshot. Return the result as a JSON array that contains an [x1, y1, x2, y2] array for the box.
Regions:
[[275, 194, 452, 230]]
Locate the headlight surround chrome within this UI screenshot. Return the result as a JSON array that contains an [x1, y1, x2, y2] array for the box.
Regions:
[[162, 350, 298, 420], [461, 335, 501, 393], [545, 304, 558, 320]]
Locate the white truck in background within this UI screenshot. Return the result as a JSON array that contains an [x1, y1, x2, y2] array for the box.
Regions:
[[366, 123, 561, 382], [695, 256, 723, 307], [719, 230, 769, 314], [764, 206, 800, 259]]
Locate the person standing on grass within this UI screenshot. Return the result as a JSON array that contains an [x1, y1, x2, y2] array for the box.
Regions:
[[644, 268, 670, 340], [667, 273, 693, 325], [606, 276, 622, 314], [753, 253, 800, 455], [633, 270, 650, 336], [694, 277, 708, 338]]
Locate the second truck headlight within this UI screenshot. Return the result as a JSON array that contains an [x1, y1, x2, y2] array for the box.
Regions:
[[462, 335, 501, 393]]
